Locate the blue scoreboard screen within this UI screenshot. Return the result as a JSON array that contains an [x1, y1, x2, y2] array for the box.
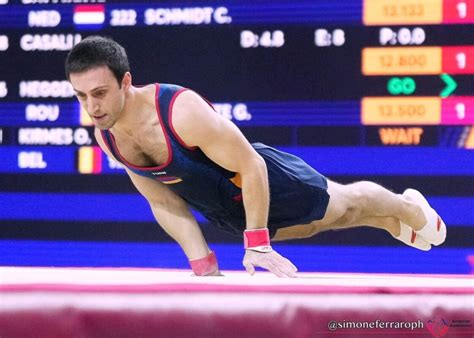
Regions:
[[0, 0, 472, 273]]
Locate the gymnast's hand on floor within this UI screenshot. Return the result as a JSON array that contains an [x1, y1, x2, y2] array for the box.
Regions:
[[243, 249, 298, 278]]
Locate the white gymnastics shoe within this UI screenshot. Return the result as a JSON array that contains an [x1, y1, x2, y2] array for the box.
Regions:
[[394, 221, 432, 251], [403, 189, 447, 246]]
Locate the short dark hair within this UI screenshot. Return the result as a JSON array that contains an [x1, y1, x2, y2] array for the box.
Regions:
[[65, 36, 130, 85]]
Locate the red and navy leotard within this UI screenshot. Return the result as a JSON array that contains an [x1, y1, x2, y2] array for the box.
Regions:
[[101, 83, 329, 237]]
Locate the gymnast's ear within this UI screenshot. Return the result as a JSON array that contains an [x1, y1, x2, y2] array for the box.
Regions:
[[121, 72, 132, 91]]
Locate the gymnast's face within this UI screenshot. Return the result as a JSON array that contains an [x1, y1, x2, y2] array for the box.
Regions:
[[70, 66, 130, 130]]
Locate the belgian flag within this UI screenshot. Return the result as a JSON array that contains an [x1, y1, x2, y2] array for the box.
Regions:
[[78, 146, 102, 174]]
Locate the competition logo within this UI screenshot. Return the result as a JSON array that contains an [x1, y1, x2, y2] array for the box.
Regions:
[[426, 317, 449, 337], [73, 5, 105, 30]]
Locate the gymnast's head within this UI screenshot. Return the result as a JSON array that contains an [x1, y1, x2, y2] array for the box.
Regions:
[[65, 36, 132, 129]]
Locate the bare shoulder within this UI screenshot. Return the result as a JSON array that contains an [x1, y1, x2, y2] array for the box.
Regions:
[[172, 89, 227, 147], [172, 89, 215, 119]]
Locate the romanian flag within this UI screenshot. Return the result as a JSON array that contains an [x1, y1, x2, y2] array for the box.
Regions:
[[73, 5, 105, 30], [78, 146, 102, 174]]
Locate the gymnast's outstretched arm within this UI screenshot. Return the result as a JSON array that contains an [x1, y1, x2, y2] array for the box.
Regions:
[[126, 168, 214, 262], [94, 128, 219, 276], [172, 90, 297, 278]]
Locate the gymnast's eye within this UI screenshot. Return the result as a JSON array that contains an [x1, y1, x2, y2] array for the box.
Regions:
[[93, 90, 106, 98]]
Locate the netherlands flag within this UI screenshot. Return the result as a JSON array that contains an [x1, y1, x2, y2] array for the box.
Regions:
[[73, 5, 105, 30]]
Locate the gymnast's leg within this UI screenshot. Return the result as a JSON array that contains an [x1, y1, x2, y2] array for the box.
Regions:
[[272, 180, 445, 250]]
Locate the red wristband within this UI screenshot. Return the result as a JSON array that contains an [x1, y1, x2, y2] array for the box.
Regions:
[[244, 228, 271, 249], [189, 251, 218, 276]]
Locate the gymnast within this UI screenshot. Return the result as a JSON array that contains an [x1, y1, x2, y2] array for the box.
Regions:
[[65, 36, 446, 277]]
